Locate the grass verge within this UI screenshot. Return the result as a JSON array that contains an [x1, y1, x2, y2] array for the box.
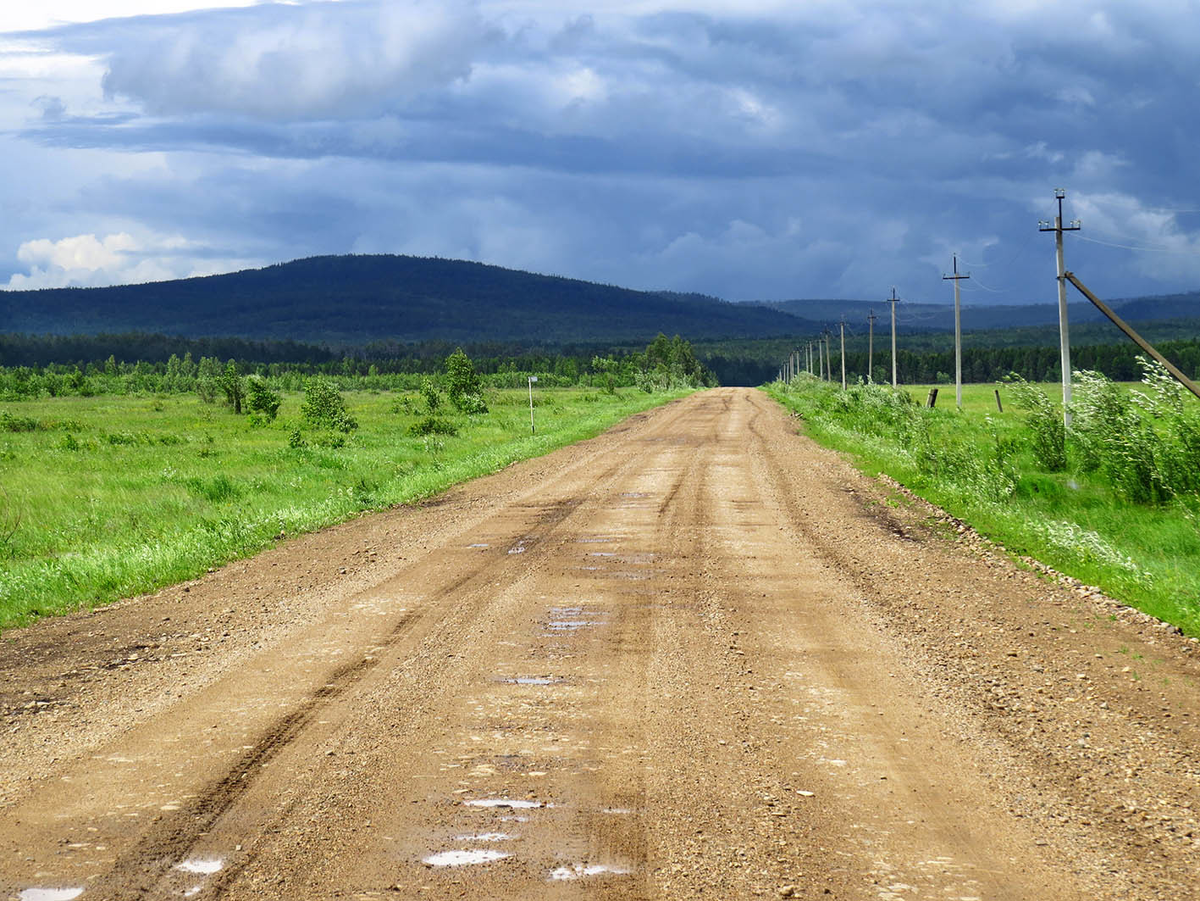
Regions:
[[0, 386, 689, 630], [765, 378, 1200, 636]]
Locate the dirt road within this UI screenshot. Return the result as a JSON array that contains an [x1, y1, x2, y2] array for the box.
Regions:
[[3, 388, 1199, 900]]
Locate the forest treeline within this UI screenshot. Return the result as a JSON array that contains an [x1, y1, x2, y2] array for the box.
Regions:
[[2, 331, 1197, 393], [0, 333, 715, 400]]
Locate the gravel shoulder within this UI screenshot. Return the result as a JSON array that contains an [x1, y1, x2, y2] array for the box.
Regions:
[[2, 388, 1198, 900]]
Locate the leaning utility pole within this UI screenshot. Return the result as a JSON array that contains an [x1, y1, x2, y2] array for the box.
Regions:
[[867, 309, 877, 383], [887, 287, 900, 387], [943, 254, 970, 409], [839, 317, 847, 389], [1039, 188, 1081, 427]]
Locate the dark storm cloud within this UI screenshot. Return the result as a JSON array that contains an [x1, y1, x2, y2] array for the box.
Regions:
[[6, 1, 1200, 300]]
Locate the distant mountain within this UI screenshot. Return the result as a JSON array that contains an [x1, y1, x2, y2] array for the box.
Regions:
[[0, 254, 818, 344]]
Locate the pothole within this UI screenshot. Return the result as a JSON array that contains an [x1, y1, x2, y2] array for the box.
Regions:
[[423, 850, 510, 867]]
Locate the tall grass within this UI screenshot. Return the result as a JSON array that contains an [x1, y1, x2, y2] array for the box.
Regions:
[[766, 366, 1200, 635], [0, 387, 688, 629]]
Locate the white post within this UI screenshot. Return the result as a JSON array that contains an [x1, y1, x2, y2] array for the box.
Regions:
[[528, 376, 538, 435]]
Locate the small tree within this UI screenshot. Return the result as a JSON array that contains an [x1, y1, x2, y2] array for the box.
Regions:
[[445, 348, 487, 413], [420, 377, 441, 413], [301, 378, 357, 432], [246, 376, 282, 420], [219, 360, 245, 414]]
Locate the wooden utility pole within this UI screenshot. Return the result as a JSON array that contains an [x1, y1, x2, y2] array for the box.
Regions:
[[867, 309, 877, 383], [839, 317, 847, 389], [943, 254, 969, 409], [1040, 188, 1081, 427], [887, 287, 900, 387], [817, 336, 825, 381], [825, 331, 833, 381]]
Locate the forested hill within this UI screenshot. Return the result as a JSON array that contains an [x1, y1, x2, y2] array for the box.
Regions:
[[761, 293, 1200, 332], [0, 254, 815, 344]]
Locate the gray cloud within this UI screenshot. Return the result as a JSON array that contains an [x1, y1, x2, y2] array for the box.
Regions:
[[4, 1, 1200, 303]]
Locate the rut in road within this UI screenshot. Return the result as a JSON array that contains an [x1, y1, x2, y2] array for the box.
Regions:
[[2, 388, 1199, 900]]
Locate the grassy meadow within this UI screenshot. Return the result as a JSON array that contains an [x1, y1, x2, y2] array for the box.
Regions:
[[766, 376, 1200, 636], [0, 386, 689, 630]]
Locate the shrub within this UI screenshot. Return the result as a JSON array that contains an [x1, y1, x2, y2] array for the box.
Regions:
[[420, 377, 441, 414], [302, 379, 358, 432], [1005, 374, 1067, 472], [246, 376, 282, 420], [408, 415, 457, 437]]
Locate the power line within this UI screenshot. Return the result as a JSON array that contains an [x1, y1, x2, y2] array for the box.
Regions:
[[1075, 233, 1200, 255]]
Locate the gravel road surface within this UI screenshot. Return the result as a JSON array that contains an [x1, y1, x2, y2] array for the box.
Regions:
[[2, 388, 1198, 900]]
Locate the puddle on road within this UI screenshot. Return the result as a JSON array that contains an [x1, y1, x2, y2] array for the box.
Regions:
[[588, 552, 617, 557], [452, 832, 513, 842], [463, 799, 543, 809], [175, 858, 224, 875], [468, 543, 490, 549], [423, 850, 510, 867], [576, 537, 616, 544], [500, 676, 560, 686], [19, 891, 84, 901], [549, 863, 632, 881], [619, 492, 649, 498]]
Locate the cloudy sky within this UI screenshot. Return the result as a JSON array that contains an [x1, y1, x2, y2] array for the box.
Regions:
[[2, 0, 1200, 307]]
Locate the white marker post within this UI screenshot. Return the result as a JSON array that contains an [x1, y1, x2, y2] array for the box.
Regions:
[[528, 376, 538, 435]]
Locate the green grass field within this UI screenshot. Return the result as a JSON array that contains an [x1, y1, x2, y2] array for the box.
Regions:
[[766, 378, 1200, 636], [0, 386, 689, 630]]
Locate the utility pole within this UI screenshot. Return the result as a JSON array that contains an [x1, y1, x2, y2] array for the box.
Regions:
[[817, 337, 824, 381], [1039, 188, 1081, 428], [943, 254, 969, 409], [887, 287, 900, 387], [824, 330, 832, 381], [867, 309, 877, 383], [839, 317, 847, 389]]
